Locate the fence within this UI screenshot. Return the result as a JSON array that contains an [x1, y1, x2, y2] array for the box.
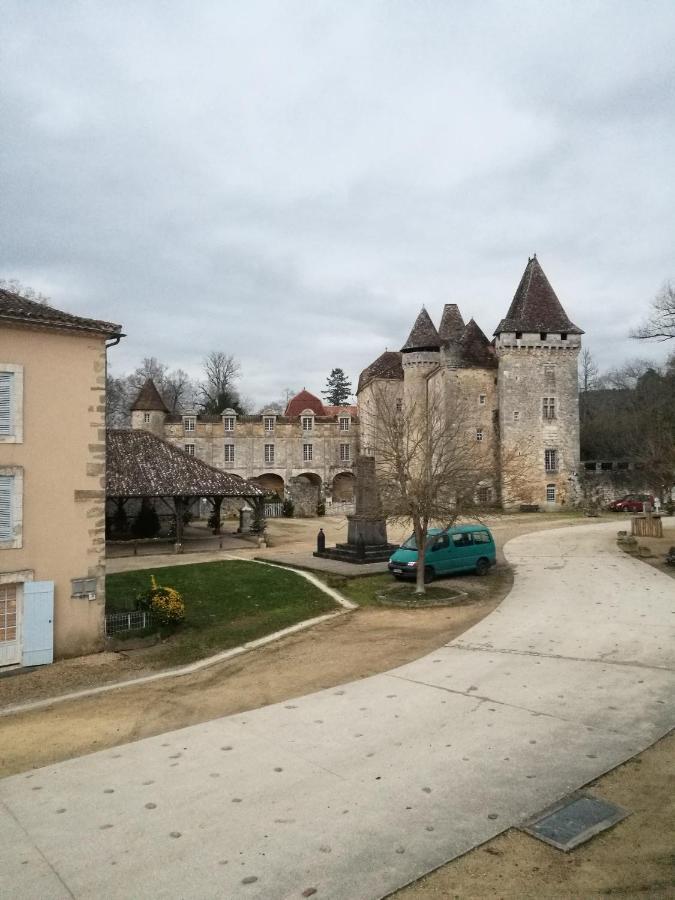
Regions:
[[105, 610, 153, 637], [264, 501, 283, 518]]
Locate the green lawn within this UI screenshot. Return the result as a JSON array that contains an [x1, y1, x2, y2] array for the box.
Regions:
[[105, 560, 338, 667]]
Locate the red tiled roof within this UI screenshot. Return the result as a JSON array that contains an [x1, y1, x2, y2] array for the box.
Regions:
[[0, 288, 122, 338], [284, 389, 326, 417]]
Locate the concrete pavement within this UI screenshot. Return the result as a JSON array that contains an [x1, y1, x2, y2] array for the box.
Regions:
[[1, 520, 673, 899]]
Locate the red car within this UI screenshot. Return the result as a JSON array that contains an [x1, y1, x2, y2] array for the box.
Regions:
[[608, 494, 654, 512]]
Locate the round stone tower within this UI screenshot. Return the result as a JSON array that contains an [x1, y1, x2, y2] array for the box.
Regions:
[[130, 377, 169, 436], [400, 307, 442, 413]]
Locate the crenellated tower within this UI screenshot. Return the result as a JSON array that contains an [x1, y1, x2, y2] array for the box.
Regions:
[[494, 256, 583, 507]]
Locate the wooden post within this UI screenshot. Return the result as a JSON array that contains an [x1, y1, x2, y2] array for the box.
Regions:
[[174, 496, 185, 553], [211, 496, 223, 535]]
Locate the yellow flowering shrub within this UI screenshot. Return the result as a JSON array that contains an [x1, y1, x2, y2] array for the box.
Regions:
[[148, 575, 185, 626]]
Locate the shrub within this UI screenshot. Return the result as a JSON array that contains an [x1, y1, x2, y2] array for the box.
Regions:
[[140, 575, 185, 627], [317, 501, 326, 516], [131, 501, 160, 538], [282, 498, 295, 518]]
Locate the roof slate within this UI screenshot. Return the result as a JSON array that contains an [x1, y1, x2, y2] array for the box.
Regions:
[[357, 351, 403, 393], [0, 288, 122, 338], [107, 429, 264, 498], [494, 256, 583, 335], [438, 303, 465, 345], [458, 319, 497, 368], [401, 307, 442, 352], [130, 378, 170, 413]]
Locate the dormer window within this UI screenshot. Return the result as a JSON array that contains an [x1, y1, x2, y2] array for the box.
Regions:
[[339, 416, 350, 431], [263, 416, 276, 432], [183, 416, 196, 433], [222, 409, 237, 432], [540, 332, 547, 341], [302, 414, 314, 432], [561, 333, 568, 341], [515, 331, 522, 340]]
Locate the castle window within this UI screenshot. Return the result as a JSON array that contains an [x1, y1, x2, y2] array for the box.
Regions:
[[223, 416, 235, 432], [515, 331, 522, 340], [477, 486, 491, 503], [184, 443, 195, 456], [544, 365, 556, 384], [224, 444, 235, 463], [601, 461, 613, 471], [545, 449, 558, 472], [540, 332, 547, 341], [546, 483, 556, 502], [543, 397, 556, 419], [479, 394, 486, 406], [143, 412, 151, 424], [302, 416, 313, 432], [339, 443, 351, 462], [513, 411, 520, 422], [395, 398, 403, 412], [263, 416, 275, 432], [561, 333, 568, 341], [264, 444, 275, 463], [183, 416, 196, 433], [476, 429, 483, 442], [303, 443, 313, 462], [339, 417, 350, 431]]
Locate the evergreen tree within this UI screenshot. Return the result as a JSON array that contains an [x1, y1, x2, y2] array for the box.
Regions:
[[322, 368, 352, 406]]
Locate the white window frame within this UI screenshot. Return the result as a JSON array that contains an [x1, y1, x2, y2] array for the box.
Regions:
[[143, 412, 151, 424], [546, 483, 556, 502], [184, 443, 195, 456], [339, 443, 350, 462], [478, 394, 486, 406], [545, 448, 558, 473], [543, 397, 556, 420], [0, 365, 23, 444], [264, 443, 275, 464], [339, 417, 350, 431], [183, 416, 196, 433], [0, 466, 23, 549], [224, 444, 235, 463], [477, 486, 491, 503], [223, 416, 235, 433], [513, 410, 520, 422], [263, 416, 275, 433], [302, 416, 314, 432], [303, 443, 313, 462]]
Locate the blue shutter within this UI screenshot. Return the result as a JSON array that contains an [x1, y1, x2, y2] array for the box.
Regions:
[[0, 373, 12, 435], [22, 581, 54, 666], [0, 475, 12, 541]]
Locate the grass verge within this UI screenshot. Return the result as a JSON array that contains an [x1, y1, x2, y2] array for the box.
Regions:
[[105, 560, 338, 667]]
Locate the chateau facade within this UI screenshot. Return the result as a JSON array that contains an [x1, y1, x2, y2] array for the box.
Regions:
[[358, 256, 583, 508], [131, 385, 358, 503]]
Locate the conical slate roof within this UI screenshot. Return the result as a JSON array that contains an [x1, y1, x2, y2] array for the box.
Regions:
[[401, 307, 442, 352], [494, 256, 583, 336], [459, 319, 497, 367], [130, 378, 170, 413], [438, 303, 465, 345]]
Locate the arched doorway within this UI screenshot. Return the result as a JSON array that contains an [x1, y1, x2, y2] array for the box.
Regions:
[[332, 471, 355, 501], [252, 473, 284, 499], [295, 472, 322, 490]]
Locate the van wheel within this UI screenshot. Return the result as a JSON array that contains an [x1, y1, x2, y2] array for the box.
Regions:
[[424, 566, 434, 583], [475, 557, 490, 576]]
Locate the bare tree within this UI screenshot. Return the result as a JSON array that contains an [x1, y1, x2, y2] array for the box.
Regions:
[[631, 280, 675, 341], [127, 357, 168, 396], [0, 278, 50, 304], [578, 348, 600, 392], [163, 368, 197, 413], [200, 351, 243, 414], [367, 380, 528, 594], [106, 373, 130, 428]]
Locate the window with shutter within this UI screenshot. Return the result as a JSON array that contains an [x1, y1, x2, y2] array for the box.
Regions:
[[0, 373, 12, 436], [0, 476, 12, 541]]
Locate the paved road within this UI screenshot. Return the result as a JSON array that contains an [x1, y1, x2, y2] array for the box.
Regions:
[[2, 521, 674, 899]]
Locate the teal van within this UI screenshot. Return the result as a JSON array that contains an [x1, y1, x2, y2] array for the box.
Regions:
[[388, 524, 496, 581]]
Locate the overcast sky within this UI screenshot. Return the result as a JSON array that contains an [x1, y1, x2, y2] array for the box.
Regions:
[[2, 1, 674, 405]]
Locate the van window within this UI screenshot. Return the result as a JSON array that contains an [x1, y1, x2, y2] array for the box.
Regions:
[[432, 535, 449, 551], [452, 533, 473, 547], [472, 531, 491, 543]]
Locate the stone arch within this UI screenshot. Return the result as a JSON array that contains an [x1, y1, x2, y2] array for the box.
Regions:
[[295, 472, 322, 489], [332, 471, 355, 501], [252, 473, 284, 499]]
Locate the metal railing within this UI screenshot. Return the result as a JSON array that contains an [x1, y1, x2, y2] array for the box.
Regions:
[[105, 610, 153, 637]]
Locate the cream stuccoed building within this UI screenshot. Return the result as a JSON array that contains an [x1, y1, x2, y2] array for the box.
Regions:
[[357, 256, 584, 509], [130, 385, 357, 508]]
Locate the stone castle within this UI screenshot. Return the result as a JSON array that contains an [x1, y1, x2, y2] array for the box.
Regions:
[[357, 256, 583, 508]]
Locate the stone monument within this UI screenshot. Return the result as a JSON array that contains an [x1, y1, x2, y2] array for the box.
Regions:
[[315, 455, 398, 563]]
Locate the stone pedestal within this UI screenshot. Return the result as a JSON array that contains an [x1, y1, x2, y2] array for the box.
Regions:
[[315, 456, 398, 564]]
